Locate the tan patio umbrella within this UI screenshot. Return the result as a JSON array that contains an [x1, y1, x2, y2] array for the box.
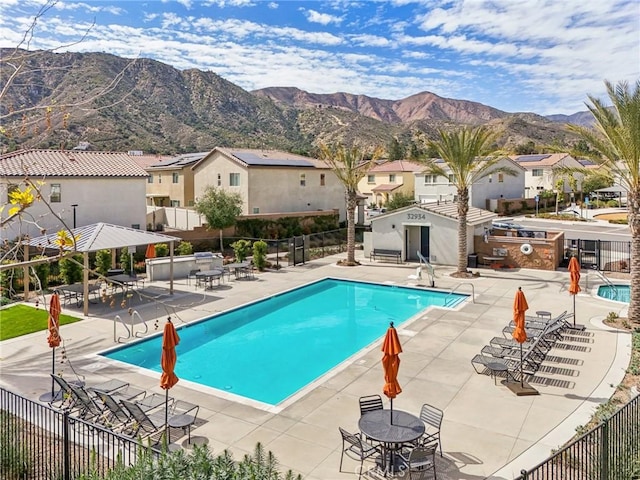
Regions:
[[382, 321, 402, 424], [160, 318, 180, 442], [568, 256, 581, 328], [46, 292, 62, 400], [512, 287, 529, 388]]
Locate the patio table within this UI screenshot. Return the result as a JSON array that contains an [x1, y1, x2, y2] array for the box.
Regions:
[[359, 409, 424, 476], [195, 269, 224, 289], [224, 262, 251, 279], [55, 283, 101, 307]]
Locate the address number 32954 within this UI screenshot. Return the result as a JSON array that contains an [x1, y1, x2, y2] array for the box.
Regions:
[[407, 213, 426, 220]]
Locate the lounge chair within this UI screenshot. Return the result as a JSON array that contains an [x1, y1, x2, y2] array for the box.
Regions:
[[48, 374, 86, 410], [338, 427, 381, 479], [95, 391, 135, 430], [120, 399, 169, 439], [67, 384, 109, 422]]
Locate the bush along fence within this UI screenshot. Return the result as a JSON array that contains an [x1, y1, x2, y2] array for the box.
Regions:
[[516, 394, 640, 480]]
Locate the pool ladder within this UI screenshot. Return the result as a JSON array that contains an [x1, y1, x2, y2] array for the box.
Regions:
[[113, 310, 150, 343], [444, 283, 475, 306], [589, 269, 618, 299]]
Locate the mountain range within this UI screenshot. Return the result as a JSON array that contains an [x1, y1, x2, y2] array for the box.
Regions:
[[0, 49, 589, 155]]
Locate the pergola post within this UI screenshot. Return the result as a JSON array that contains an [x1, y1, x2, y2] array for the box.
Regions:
[[23, 246, 30, 301], [83, 252, 89, 316], [169, 241, 174, 295]]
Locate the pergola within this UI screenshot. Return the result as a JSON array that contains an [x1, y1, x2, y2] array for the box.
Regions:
[[19, 223, 180, 315]]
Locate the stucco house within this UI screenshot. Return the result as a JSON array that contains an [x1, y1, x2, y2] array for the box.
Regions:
[[510, 153, 584, 198], [192, 148, 345, 220], [0, 149, 149, 241], [358, 160, 424, 208], [145, 152, 208, 208], [365, 202, 497, 264], [414, 157, 526, 208]]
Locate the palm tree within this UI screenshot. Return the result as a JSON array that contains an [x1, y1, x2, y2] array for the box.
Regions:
[[567, 80, 640, 324], [318, 143, 382, 265], [421, 126, 516, 276]]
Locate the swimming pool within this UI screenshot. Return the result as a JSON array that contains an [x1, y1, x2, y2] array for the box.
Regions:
[[101, 278, 467, 406], [597, 284, 630, 303]]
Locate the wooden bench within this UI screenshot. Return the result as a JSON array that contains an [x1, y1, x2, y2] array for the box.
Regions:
[[370, 249, 402, 264]]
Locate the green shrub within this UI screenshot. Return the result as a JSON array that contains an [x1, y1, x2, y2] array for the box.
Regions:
[[0, 412, 32, 480], [59, 255, 83, 285], [155, 243, 169, 257], [231, 239, 252, 262], [177, 241, 193, 256], [32, 256, 50, 290], [253, 240, 268, 271], [95, 250, 112, 276], [119, 247, 131, 274]]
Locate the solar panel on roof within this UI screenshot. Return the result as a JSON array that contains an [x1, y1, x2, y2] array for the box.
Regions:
[[516, 154, 551, 162], [233, 151, 314, 167]]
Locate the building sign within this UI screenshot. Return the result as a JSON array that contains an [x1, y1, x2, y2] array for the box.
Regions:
[[407, 212, 427, 220]]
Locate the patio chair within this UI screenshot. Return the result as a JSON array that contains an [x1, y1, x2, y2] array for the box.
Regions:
[[338, 427, 381, 479], [187, 269, 200, 286], [399, 443, 438, 479], [417, 404, 443, 456], [359, 394, 384, 415]]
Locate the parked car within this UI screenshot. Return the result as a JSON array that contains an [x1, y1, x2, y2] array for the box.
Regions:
[[491, 221, 523, 230]]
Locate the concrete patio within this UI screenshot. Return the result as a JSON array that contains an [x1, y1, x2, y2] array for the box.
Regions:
[[0, 251, 632, 479]]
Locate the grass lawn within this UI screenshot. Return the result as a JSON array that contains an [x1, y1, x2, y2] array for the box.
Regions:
[[0, 304, 81, 341]]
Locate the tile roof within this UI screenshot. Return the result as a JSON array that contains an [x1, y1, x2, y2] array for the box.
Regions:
[[372, 183, 402, 192], [370, 160, 424, 173], [371, 201, 496, 226], [0, 150, 150, 177]]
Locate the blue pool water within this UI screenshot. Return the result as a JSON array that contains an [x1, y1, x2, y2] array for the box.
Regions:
[[101, 278, 466, 405], [597, 284, 630, 303]]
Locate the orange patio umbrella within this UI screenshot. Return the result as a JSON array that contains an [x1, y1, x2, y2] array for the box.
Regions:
[[568, 256, 581, 328], [160, 318, 180, 440], [512, 287, 529, 388], [382, 321, 402, 424], [146, 243, 156, 259], [47, 292, 62, 399]]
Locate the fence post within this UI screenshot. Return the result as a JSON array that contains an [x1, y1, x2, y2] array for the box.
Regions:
[[63, 409, 71, 480], [276, 239, 279, 269], [520, 469, 528, 480], [600, 418, 609, 480]]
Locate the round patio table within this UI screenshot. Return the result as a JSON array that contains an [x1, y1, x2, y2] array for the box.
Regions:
[[358, 409, 424, 475]]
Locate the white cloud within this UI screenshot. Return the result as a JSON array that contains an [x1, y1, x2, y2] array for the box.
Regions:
[[54, 2, 124, 15], [303, 9, 343, 26], [268, 2, 278, 9], [202, 0, 255, 7]]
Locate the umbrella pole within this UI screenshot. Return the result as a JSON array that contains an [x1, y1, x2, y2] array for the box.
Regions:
[[573, 295, 576, 328], [520, 343, 524, 388], [390, 398, 393, 425], [165, 389, 169, 446], [51, 348, 55, 397]]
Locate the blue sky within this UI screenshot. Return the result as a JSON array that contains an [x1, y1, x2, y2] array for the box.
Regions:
[[1, 0, 638, 115]]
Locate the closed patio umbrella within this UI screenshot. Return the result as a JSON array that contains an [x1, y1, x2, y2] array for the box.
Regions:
[[160, 318, 180, 442], [512, 287, 529, 388], [47, 292, 62, 400], [146, 243, 156, 259], [382, 321, 402, 424], [568, 256, 581, 328]]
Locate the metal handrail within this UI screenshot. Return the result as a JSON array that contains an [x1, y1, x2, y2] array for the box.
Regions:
[[113, 314, 131, 343], [131, 310, 149, 338], [416, 251, 436, 287], [590, 268, 618, 299], [444, 282, 475, 306], [113, 309, 149, 342]]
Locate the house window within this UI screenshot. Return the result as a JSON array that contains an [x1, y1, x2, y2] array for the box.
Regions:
[[424, 175, 436, 184], [170, 200, 180, 207], [188, 200, 194, 207], [532, 169, 543, 177], [498, 173, 504, 183], [217, 173, 221, 187], [389, 174, 396, 183], [147, 175, 153, 184], [50, 184, 61, 203], [131, 224, 140, 230], [253, 207, 260, 214], [448, 174, 455, 185], [300, 173, 306, 187], [488, 175, 492, 183], [320, 173, 325, 186], [158, 174, 162, 184], [230, 173, 240, 186], [367, 174, 375, 184], [172, 172, 179, 183]]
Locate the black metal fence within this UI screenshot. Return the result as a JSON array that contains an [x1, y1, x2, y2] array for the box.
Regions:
[[563, 239, 632, 273], [0, 387, 160, 480], [516, 394, 640, 480]]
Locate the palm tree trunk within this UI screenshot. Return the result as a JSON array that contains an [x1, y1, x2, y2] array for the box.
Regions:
[[346, 191, 357, 264], [628, 190, 640, 324], [457, 189, 470, 274]]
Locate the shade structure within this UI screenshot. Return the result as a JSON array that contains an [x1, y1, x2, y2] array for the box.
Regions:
[[145, 243, 156, 259], [160, 319, 180, 442], [47, 293, 62, 398], [382, 322, 402, 424], [512, 287, 529, 387], [568, 256, 581, 328]]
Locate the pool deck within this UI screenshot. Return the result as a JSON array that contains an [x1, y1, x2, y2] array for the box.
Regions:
[[0, 251, 633, 479]]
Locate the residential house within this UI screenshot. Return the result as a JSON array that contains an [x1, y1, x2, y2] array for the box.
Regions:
[[358, 160, 424, 208], [191, 148, 345, 220], [510, 153, 584, 198], [0, 149, 149, 240], [145, 152, 208, 208], [414, 157, 526, 209]]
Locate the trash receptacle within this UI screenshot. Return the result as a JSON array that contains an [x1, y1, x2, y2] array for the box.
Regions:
[[468, 254, 478, 268]]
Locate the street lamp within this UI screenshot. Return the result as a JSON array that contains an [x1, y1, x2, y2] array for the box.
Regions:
[[71, 204, 78, 228]]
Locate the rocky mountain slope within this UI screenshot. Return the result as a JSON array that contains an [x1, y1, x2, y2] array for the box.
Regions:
[[0, 49, 585, 155]]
